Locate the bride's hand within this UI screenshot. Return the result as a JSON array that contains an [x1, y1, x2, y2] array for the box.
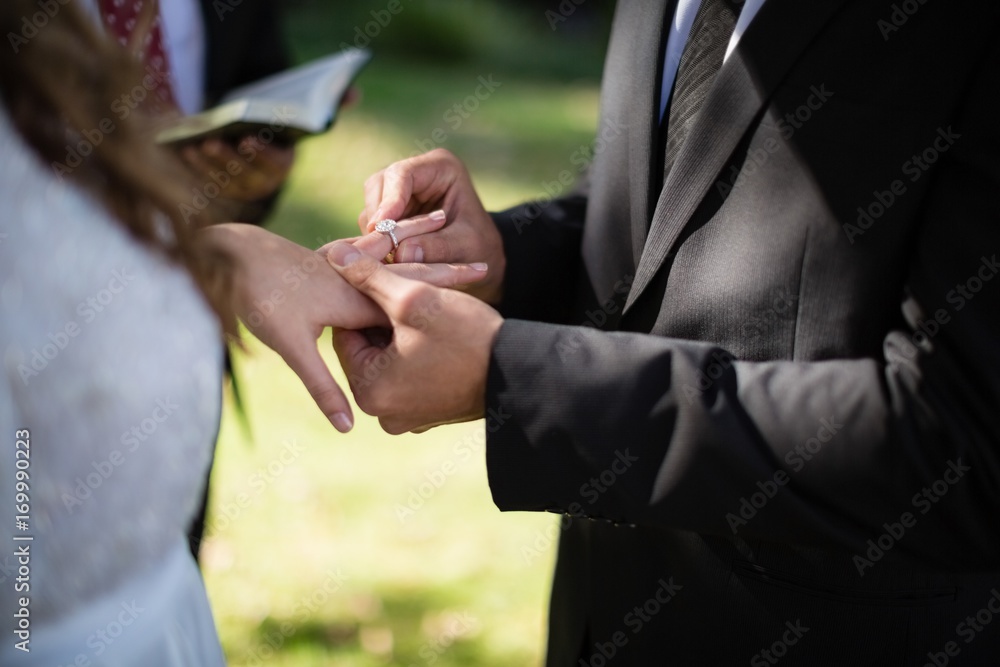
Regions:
[[200, 216, 488, 432]]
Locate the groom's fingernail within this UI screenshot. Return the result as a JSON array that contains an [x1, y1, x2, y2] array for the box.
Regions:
[[471, 262, 488, 272], [331, 412, 354, 433], [397, 245, 423, 263], [327, 243, 361, 268], [429, 209, 446, 221]]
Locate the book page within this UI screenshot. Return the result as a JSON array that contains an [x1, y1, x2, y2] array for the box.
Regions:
[[157, 48, 369, 144]]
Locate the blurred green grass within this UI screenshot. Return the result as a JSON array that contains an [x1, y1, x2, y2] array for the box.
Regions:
[[201, 3, 607, 665]]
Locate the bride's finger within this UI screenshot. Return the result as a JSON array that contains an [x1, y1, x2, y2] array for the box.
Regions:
[[351, 209, 448, 260], [386, 261, 488, 289], [280, 337, 355, 433]]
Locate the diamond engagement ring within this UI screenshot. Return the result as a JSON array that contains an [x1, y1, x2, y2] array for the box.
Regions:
[[375, 219, 399, 249]]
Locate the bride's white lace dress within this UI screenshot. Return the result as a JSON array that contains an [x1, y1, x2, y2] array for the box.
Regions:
[[0, 107, 226, 664]]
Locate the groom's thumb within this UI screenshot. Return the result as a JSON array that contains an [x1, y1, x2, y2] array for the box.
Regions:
[[326, 241, 411, 320]]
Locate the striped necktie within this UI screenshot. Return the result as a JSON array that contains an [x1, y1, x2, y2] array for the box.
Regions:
[[662, 0, 744, 183]]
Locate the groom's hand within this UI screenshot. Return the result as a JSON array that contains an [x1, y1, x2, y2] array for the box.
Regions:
[[326, 241, 503, 434], [358, 149, 506, 305], [202, 220, 487, 433]]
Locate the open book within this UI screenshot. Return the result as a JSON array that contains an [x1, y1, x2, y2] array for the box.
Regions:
[[157, 48, 371, 144]]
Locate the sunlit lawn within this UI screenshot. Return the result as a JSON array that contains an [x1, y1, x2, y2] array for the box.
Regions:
[[201, 13, 604, 664]]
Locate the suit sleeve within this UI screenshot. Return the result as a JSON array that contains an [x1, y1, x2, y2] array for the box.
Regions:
[[484, 42, 1000, 572], [490, 174, 588, 323]]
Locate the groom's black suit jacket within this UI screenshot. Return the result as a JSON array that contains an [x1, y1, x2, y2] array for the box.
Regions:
[[487, 0, 1000, 664]]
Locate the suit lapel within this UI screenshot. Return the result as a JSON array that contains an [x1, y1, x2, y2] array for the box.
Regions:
[[627, 0, 675, 267], [623, 0, 851, 313]]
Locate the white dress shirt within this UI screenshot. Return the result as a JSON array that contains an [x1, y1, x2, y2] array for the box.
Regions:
[[158, 0, 206, 114], [659, 0, 768, 120], [79, 0, 207, 114]]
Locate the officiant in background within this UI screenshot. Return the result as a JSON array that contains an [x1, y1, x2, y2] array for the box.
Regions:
[[79, 0, 296, 224]]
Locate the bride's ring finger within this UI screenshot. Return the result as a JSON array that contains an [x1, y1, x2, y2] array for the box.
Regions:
[[352, 209, 447, 262]]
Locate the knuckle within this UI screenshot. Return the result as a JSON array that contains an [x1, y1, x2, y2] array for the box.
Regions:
[[369, 395, 392, 417], [429, 147, 455, 163], [354, 391, 378, 416], [379, 417, 408, 436], [384, 162, 408, 180], [446, 265, 470, 288], [308, 384, 341, 408], [353, 266, 381, 294], [365, 383, 398, 416], [434, 269, 459, 289], [396, 284, 430, 314]]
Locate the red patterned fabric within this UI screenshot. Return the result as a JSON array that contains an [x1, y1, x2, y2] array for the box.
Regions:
[[99, 0, 176, 109]]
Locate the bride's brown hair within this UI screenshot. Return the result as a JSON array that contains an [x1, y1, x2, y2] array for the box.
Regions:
[[0, 0, 236, 334]]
